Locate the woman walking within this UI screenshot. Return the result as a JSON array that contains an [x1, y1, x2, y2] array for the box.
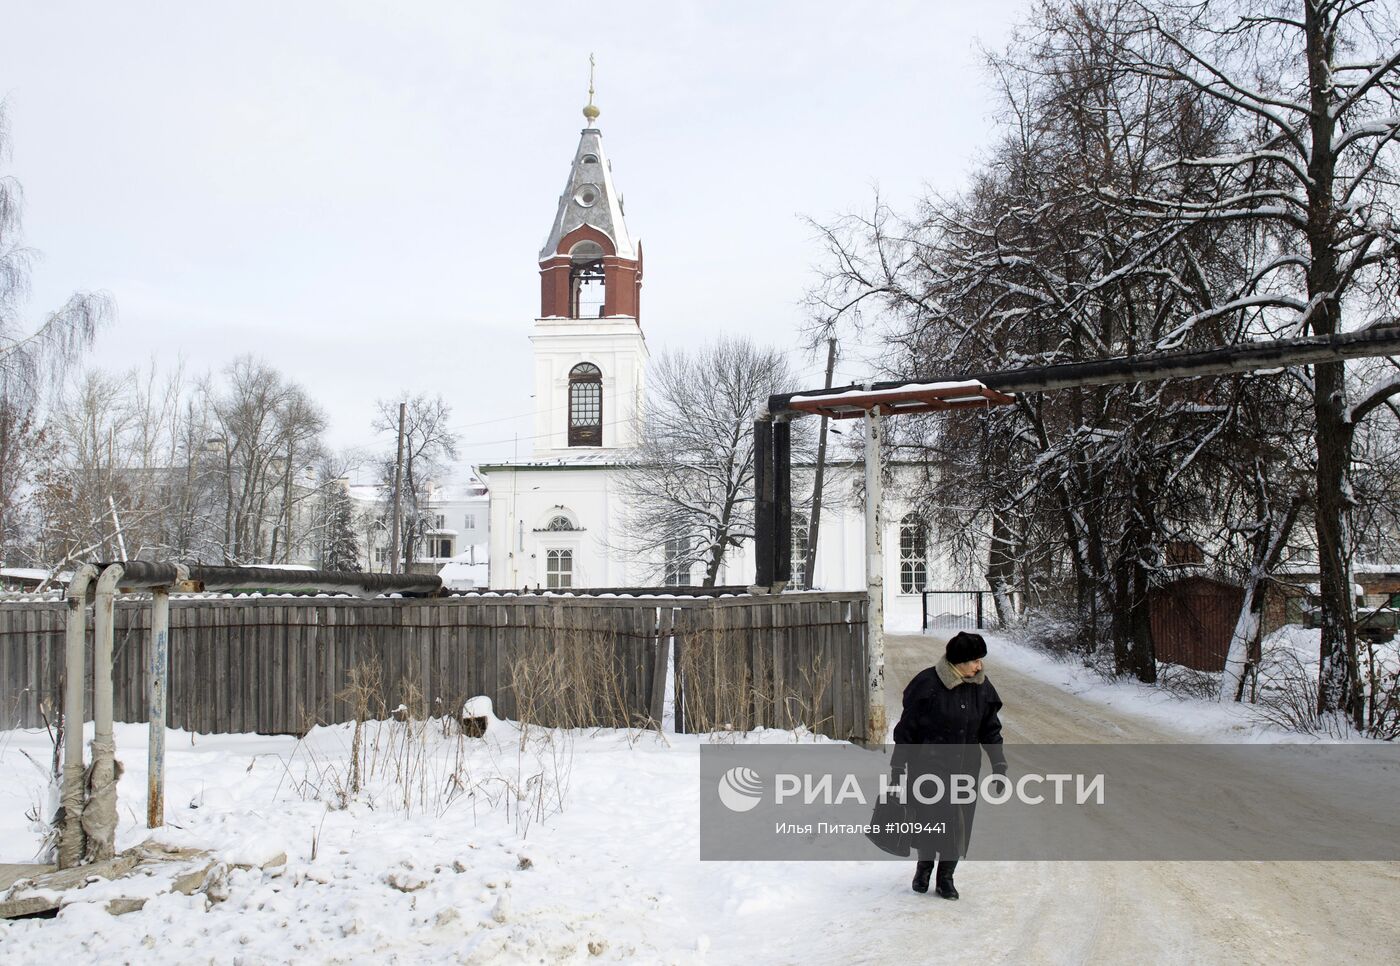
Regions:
[[892, 631, 1007, 899]]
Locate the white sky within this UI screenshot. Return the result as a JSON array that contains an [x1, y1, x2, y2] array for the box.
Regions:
[[3, 1, 1026, 472]]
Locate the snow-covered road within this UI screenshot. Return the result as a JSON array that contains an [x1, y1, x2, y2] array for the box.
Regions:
[[882, 632, 1400, 965]]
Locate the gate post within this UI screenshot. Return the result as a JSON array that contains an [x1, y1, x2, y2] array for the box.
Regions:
[[148, 584, 171, 828], [864, 404, 886, 744]]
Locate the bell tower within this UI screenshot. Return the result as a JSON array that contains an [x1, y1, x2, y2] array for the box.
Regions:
[[529, 67, 647, 459]]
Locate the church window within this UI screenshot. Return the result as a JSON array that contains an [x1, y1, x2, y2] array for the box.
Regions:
[[546, 548, 573, 589], [791, 512, 810, 588], [580, 154, 599, 164], [545, 514, 578, 531], [569, 363, 603, 446], [899, 513, 929, 594], [569, 241, 606, 318], [664, 535, 692, 587]]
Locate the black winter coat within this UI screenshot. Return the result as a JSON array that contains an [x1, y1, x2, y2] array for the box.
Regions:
[[890, 663, 1007, 860]]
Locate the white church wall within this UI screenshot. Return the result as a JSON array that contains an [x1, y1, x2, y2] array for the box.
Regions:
[[484, 463, 646, 590], [530, 319, 647, 457]]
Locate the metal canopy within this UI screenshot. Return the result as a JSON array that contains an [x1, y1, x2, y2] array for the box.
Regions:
[[785, 380, 1016, 419]]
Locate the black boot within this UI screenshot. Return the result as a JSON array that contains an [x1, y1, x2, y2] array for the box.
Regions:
[[934, 860, 959, 900], [911, 860, 934, 894]]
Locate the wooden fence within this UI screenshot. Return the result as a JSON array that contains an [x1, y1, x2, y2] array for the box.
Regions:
[[0, 591, 868, 741]]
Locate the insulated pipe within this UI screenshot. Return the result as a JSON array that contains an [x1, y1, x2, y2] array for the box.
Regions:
[[83, 562, 124, 861], [97, 560, 441, 597], [767, 325, 1400, 417], [58, 564, 99, 869], [864, 404, 887, 745], [147, 582, 173, 828]]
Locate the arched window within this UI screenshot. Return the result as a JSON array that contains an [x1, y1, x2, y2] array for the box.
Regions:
[[545, 515, 577, 531], [664, 535, 692, 587], [569, 363, 603, 446], [579, 154, 599, 165], [791, 512, 810, 588], [546, 548, 573, 589], [569, 240, 606, 318], [899, 513, 929, 594]]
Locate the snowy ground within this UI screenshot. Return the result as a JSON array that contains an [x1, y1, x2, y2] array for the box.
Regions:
[[971, 630, 1311, 742], [2, 632, 1396, 964]]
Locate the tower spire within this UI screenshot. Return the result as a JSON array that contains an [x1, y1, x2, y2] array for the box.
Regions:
[[583, 53, 600, 125]]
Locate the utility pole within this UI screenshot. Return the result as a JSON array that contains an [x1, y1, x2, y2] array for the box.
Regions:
[[390, 401, 406, 575], [803, 338, 837, 589], [281, 436, 295, 564], [864, 401, 886, 745]]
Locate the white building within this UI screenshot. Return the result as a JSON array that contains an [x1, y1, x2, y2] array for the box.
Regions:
[[478, 100, 957, 629], [350, 471, 490, 586]]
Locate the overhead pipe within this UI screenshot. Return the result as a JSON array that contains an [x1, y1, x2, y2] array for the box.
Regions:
[[767, 326, 1400, 417], [101, 560, 441, 598], [58, 564, 98, 869]]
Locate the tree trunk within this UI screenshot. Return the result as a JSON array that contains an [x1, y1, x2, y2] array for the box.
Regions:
[[986, 509, 1017, 626], [1303, 5, 1362, 730]]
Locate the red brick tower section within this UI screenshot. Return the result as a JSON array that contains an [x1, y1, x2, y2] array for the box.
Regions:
[[539, 227, 643, 321]]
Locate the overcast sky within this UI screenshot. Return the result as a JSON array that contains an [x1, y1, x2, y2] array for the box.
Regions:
[[4, 1, 1026, 472]]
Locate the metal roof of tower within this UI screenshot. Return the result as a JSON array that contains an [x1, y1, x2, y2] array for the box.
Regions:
[[538, 90, 636, 262]]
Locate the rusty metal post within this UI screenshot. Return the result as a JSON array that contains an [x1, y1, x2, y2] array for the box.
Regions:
[[864, 403, 887, 744], [147, 584, 170, 828], [58, 564, 98, 869], [84, 563, 124, 861]]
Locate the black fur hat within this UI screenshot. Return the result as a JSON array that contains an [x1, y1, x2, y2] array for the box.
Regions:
[[945, 631, 988, 665]]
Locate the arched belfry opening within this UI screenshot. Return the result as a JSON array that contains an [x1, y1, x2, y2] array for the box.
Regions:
[[568, 362, 603, 446], [569, 241, 606, 318]]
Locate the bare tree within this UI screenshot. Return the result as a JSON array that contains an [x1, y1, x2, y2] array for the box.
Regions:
[[616, 337, 807, 587], [34, 362, 190, 568], [373, 394, 458, 572], [202, 357, 327, 564], [0, 104, 112, 562], [1102, 0, 1400, 725]]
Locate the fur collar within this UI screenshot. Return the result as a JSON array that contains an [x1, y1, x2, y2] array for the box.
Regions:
[[936, 657, 984, 689]]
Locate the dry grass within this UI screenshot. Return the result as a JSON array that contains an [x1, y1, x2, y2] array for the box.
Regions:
[[1249, 648, 1352, 738], [282, 658, 573, 836], [675, 610, 836, 740]]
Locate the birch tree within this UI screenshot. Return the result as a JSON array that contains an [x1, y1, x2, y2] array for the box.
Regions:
[[0, 104, 111, 562]]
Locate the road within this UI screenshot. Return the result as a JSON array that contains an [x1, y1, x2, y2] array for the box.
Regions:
[[857, 632, 1400, 966]]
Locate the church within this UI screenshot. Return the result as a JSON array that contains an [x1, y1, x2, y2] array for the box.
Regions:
[[477, 94, 955, 629]]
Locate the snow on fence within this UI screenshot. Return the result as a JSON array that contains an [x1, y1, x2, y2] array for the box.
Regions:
[[0, 591, 868, 741]]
